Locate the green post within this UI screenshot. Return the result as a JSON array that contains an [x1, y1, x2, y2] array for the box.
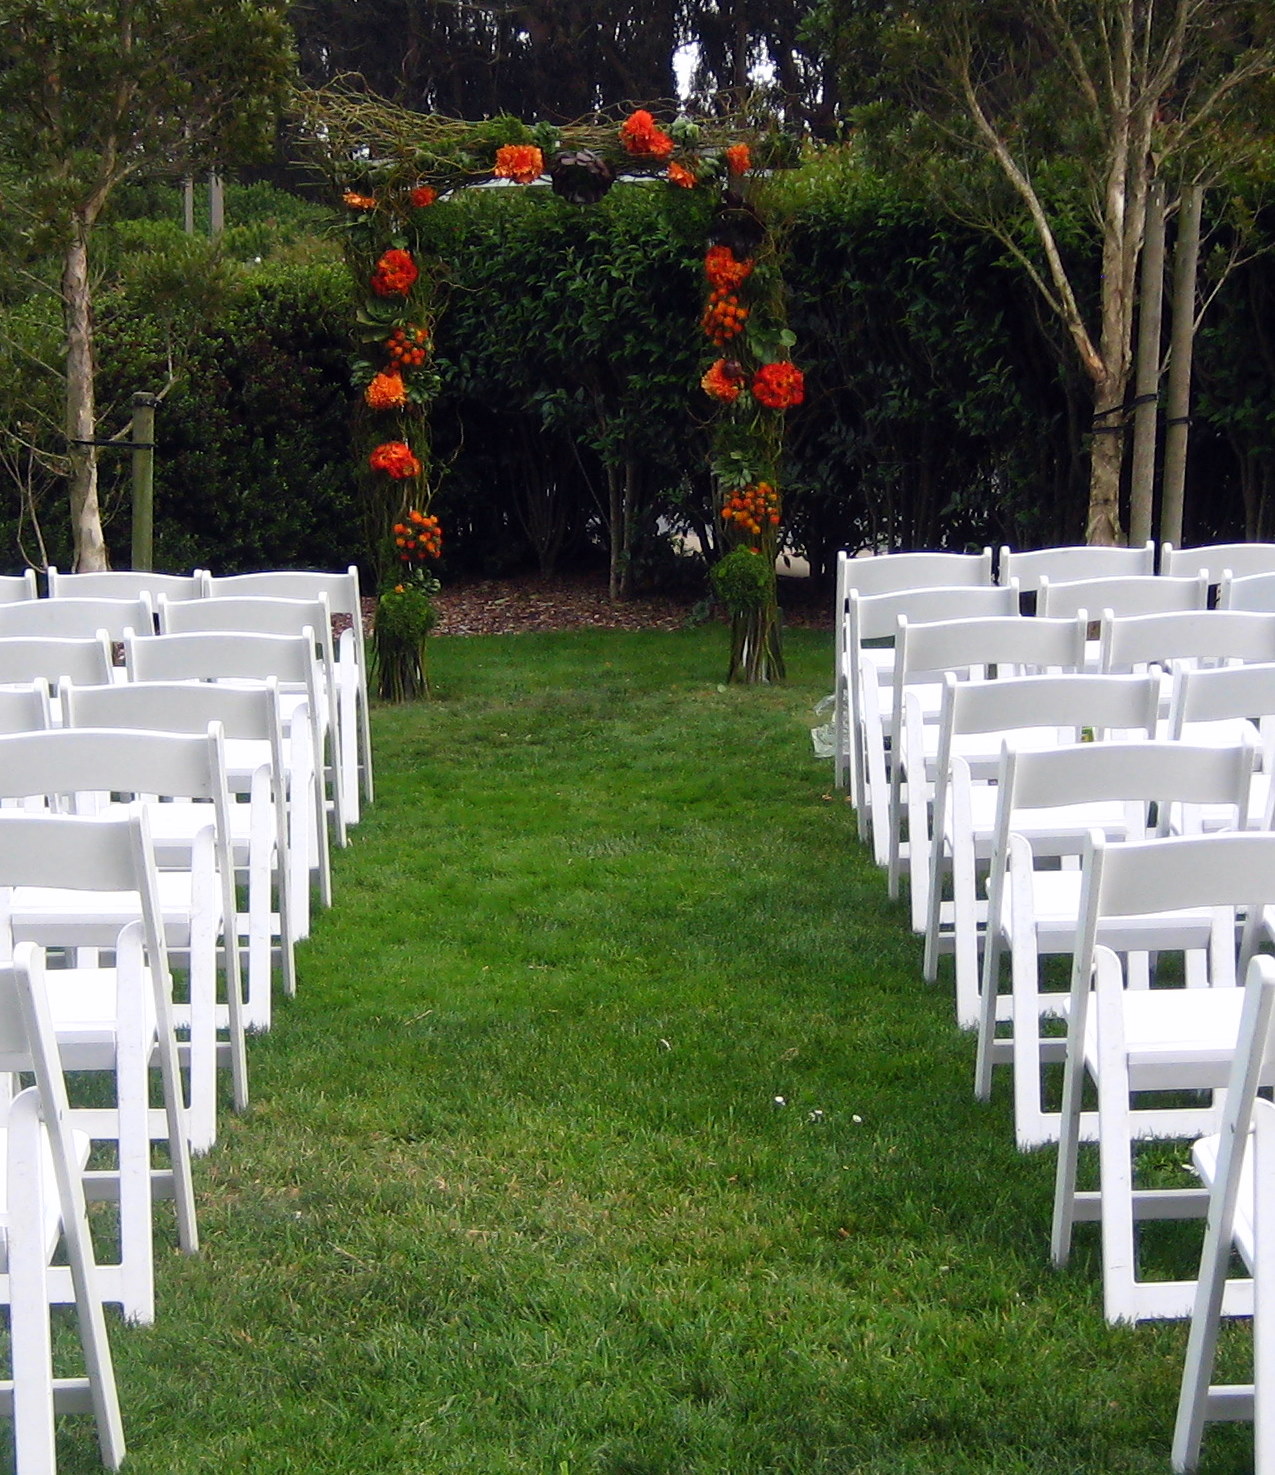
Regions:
[[130, 392, 158, 571]]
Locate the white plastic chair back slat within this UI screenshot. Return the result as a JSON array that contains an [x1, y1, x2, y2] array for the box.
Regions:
[[1218, 570, 1275, 615], [0, 571, 39, 604], [0, 634, 113, 692], [0, 595, 153, 641], [999, 542, 1156, 592], [1164, 542, 1275, 584], [1100, 608, 1275, 675], [1038, 572, 1209, 620], [46, 567, 206, 602]]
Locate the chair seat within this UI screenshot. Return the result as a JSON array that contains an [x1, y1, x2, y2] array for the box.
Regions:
[[1083, 986, 1247, 1089], [999, 869, 1223, 952], [1193, 1131, 1256, 1271], [10, 869, 203, 948]]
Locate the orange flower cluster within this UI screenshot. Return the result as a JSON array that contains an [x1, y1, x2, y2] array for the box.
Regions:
[[343, 191, 377, 210], [620, 109, 674, 159], [386, 325, 429, 368], [394, 509, 442, 563], [701, 291, 749, 344], [371, 248, 419, 297], [704, 245, 753, 291], [667, 160, 697, 189], [410, 185, 438, 208], [494, 144, 544, 184], [724, 143, 752, 176], [721, 482, 781, 535], [365, 370, 408, 410], [369, 441, 422, 480], [700, 358, 745, 403], [752, 361, 805, 410]]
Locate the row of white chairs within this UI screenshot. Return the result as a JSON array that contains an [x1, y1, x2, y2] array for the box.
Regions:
[[0, 568, 375, 1469], [831, 548, 1275, 1470]]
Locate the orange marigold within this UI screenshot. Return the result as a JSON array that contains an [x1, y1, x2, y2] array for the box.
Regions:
[[700, 359, 745, 403], [619, 109, 674, 159], [343, 191, 377, 210], [494, 144, 544, 184], [393, 511, 443, 562], [704, 244, 753, 291], [368, 441, 422, 479], [667, 160, 698, 189], [724, 143, 752, 176], [410, 185, 438, 208], [364, 370, 409, 411], [752, 361, 805, 410], [371, 248, 419, 297]]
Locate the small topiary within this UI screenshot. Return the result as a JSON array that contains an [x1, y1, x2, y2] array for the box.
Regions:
[[710, 546, 770, 613]]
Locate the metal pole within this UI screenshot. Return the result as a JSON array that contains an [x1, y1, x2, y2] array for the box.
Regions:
[[1161, 185, 1204, 550], [130, 393, 158, 572], [1129, 180, 1166, 548]]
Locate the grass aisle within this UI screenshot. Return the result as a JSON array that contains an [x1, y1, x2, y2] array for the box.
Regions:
[[72, 627, 1249, 1473]]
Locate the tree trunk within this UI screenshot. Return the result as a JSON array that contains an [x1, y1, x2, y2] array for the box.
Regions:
[[606, 461, 622, 603], [1085, 376, 1128, 547], [62, 221, 109, 572]]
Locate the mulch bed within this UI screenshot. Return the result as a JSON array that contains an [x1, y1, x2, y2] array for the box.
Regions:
[[377, 569, 833, 637]]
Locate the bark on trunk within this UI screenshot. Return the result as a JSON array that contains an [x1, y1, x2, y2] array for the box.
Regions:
[[62, 221, 109, 572], [1085, 378, 1127, 547]]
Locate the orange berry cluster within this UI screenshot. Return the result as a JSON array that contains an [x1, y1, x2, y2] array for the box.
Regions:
[[701, 290, 749, 344], [393, 509, 442, 563], [721, 482, 780, 535], [386, 325, 429, 368]]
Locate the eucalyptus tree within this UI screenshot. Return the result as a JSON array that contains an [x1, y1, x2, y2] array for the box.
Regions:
[[812, 0, 1275, 544], [0, 1, 295, 570]]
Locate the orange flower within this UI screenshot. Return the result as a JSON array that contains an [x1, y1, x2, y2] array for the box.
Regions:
[[700, 359, 745, 403], [704, 244, 753, 291], [724, 143, 752, 176], [620, 109, 674, 159], [386, 325, 430, 367], [364, 370, 409, 411], [393, 511, 442, 562], [343, 191, 377, 210], [494, 144, 544, 184], [410, 185, 438, 208], [368, 441, 422, 479], [371, 248, 419, 297], [667, 160, 698, 189], [721, 482, 781, 532], [700, 292, 749, 344], [752, 361, 805, 410]]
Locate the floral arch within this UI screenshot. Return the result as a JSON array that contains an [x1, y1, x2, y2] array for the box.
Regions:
[[298, 88, 805, 691]]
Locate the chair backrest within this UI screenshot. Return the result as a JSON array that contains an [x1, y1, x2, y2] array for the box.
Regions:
[[1218, 570, 1275, 614], [0, 634, 113, 689], [158, 592, 330, 647], [1167, 661, 1275, 738], [848, 581, 1019, 647], [998, 542, 1156, 592], [0, 595, 153, 642], [200, 566, 362, 620], [124, 627, 317, 687], [1100, 608, 1275, 674], [0, 680, 52, 735], [0, 570, 39, 604], [62, 676, 281, 748], [1163, 542, 1275, 584], [46, 567, 205, 602], [1038, 572, 1209, 620], [893, 612, 1086, 693]]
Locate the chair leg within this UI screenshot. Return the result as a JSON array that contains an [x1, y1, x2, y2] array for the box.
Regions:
[[8, 1091, 59, 1475]]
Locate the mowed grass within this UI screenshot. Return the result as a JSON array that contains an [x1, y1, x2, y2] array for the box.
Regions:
[[51, 625, 1254, 1473]]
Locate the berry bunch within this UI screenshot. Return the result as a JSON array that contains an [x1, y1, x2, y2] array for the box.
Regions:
[[721, 482, 780, 536], [701, 291, 749, 344], [393, 509, 443, 563], [386, 326, 430, 368]]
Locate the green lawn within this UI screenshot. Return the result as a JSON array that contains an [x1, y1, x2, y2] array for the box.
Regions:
[[53, 625, 1253, 1473]]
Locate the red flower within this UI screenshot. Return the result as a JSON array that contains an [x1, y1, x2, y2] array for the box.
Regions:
[[752, 362, 805, 410], [704, 245, 753, 291], [494, 144, 544, 184], [410, 185, 438, 208], [371, 248, 419, 297], [700, 359, 745, 403], [724, 143, 752, 176], [369, 441, 422, 479], [667, 160, 698, 189], [365, 370, 408, 410], [343, 191, 377, 210], [620, 109, 674, 159], [393, 510, 442, 561]]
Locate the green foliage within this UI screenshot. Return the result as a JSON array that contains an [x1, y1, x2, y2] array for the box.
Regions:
[[710, 546, 770, 611]]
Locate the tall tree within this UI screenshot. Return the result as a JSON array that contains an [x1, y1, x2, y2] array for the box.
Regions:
[[810, 0, 1275, 544], [0, 1, 295, 569]]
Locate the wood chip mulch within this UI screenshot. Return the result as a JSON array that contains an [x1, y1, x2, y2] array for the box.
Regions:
[[362, 571, 833, 638]]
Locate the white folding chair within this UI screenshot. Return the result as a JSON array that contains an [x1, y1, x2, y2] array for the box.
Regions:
[[998, 542, 1157, 593], [1167, 662, 1275, 830], [0, 942, 126, 1471], [0, 811, 198, 1325], [1051, 830, 1275, 1323], [158, 593, 347, 847], [0, 726, 245, 1155], [0, 635, 114, 696], [849, 582, 1019, 860], [124, 629, 332, 913], [1171, 953, 1275, 1473], [0, 570, 39, 603], [201, 567, 372, 815], [1165, 542, 1275, 585], [832, 548, 993, 792], [921, 670, 1160, 1029], [886, 612, 1086, 925], [46, 567, 206, 603], [975, 738, 1255, 1152], [0, 681, 53, 735], [0, 596, 153, 643], [62, 677, 295, 1028]]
